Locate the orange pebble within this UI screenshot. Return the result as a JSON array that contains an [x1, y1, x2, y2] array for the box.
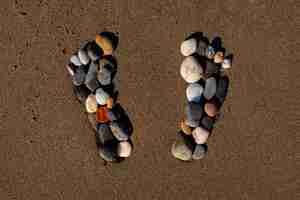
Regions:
[[96, 106, 110, 123], [106, 97, 114, 109], [95, 35, 114, 55]]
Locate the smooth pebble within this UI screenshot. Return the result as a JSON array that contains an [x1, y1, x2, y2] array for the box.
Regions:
[[109, 121, 130, 141], [97, 65, 112, 85], [222, 58, 232, 69], [204, 77, 217, 100], [72, 67, 86, 86], [95, 88, 109, 105], [97, 124, 115, 144], [171, 141, 192, 161], [70, 55, 82, 66], [87, 42, 102, 61], [180, 38, 197, 56], [204, 102, 218, 117], [197, 40, 208, 56], [186, 83, 203, 103], [73, 84, 90, 103], [180, 56, 203, 83], [96, 106, 110, 123], [192, 144, 207, 160], [98, 142, 118, 162], [192, 126, 210, 144], [85, 62, 100, 92], [205, 60, 219, 77], [214, 51, 224, 63], [95, 34, 114, 55], [78, 49, 90, 65], [85, 95, 97, 113], [206, 46, 215, 59], [117, 141, 132, 157], [185, 102, 203, 127]]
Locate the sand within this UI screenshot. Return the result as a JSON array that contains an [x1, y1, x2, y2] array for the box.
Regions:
[[0, 0, 299, 199]]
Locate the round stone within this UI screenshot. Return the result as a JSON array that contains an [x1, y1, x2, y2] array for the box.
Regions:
[[192, 144, 207, 160], [117, 141, 132, 157], [180, 56, 203, 83], [204, 77, 217, 100], [73, 85, 90, 103], [171, 140, 192, 161], [85, 95, 97, 113], [78, 49, 90, 65], [222, 58, 232, 69], [206, 46, 215, 59], [204, 102, 218, 117], [186, 83, 203, 103], [97, 66, 112, 86], [96, 106, 110, 123], [180, 38, 197, 56], [214, 51, 224, 63], [72, 67, 86, 86], [70, 55, 82, 66], [95, 34, 114, 55], [109, 121, 129, 141], [97, 124, 115, 144], [180, 120, 192, 135], [87, 42, 103, 61], [192, 127, 210, 144], [185, 102, 203, 127], [87, 113, 97, 131], [216, 76, 229, 104], [98, 142, 118, 162], [95, 88, 109, 105]]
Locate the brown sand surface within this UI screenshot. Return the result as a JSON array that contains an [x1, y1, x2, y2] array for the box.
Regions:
[[0, 0, 299, 199]]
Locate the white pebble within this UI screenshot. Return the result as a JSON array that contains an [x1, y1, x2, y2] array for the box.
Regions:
[[222, 58, 232, 69], [117, 141, 132, 157], [203, 77, 216, 100], [180, 56, 203, 83], [78, 49, 90, 65], [95, 88, 109, 105], [186, 83, 203, 103], [70, 55, 82, 66], [192, 127, 209, 144], [180, 38, 197, 56]]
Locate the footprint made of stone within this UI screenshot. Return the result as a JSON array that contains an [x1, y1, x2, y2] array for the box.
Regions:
[[66, 32, 133, 163], [172, 32, 232, 161]]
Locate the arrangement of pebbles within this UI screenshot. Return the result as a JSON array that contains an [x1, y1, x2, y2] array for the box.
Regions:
[[66, 32, 133, 163], [172, 32, 232, 161]]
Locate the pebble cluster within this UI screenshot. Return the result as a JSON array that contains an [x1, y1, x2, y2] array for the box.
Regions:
[[172, 33, 232, 161], [66, 32, 133, 163]]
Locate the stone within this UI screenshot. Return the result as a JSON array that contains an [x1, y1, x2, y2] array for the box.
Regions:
[[85, 62, 100, 92], [185, 102, 203, 127], [95, 88, 109, 105], [180, 38, 197, 56], [214, 51, 224, 64], [97, 124, 115, 144], [96, 106, 110, 123], [107, 107, 121, 121], [72, 67, 86, 86], [180, 56, 203, 83], [204, 102, 218, 117], [171, 132, 194, 161], [197, 40, 208, 56], [205, 60, 219, 77], [216, 76, 229, 104], [85, 94, 97, 113], [97, 65, 112, 86], [78, 49, 90, 65], [192, 144, 207, 160], [201, 116, 214, 131], [222, 58, 232, 69], [87, 113, 97, 131], [109, 121, 130, 141], [180, 120, 192, 135], [70, 55, 82, 66], [206, 46, 215, 59], [87, 42, 102, 61], [73, 85, 90, 103], [186, 83, 203, 103], [106, 97, 114, 109], [95, 34, 114, 55], [192, 126, 210, 144], [204, 77, 217, 100], [98, 142, 118, 162], [117, 141, 132, 157]]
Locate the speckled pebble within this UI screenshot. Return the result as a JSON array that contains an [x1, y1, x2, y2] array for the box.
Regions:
[[180, 56, 203, 83], [70, 55, 82, 66], [85, 94, 97, 113], [186, 83, 203, 103], [192, 126, 210, 144], [78, 49, 90, 65], [204, 77, 217, 100], [180, 38, 197, 56], [192, 144, 207, 160], [117, 141, 132, 157], [95, 88, 109, 105]]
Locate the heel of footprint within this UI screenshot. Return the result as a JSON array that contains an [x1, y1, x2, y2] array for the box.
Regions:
[[67, 32, 133, 163], [172, 32, 232, 161]]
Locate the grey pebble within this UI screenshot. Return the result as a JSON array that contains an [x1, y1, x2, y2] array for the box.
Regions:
[[70, 55, 82, 66], [203, 77, 217, 100], [97, 65, 112, 86], [87, 42, 102, 61], [85, 62, 100, 92], [109, 121, 130, 141], [185, 102, 203, 127], [197, 40, 208, 57], [192, 144, 207, 160], [72, 67, 86, 86], [97, 124, 115, 144], [186, 83, 203, 103], [78, 49, 90, 65]]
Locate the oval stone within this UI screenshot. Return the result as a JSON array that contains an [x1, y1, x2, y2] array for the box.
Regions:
[[95, 88, 109, 105], [109, 121, 130, 141], [117, 141, 132, 157], [87, 42, 103, 61], [204, 77, 216, 100], [185, 102, 203, 127], [216, 76, 229, 104], [186, 83, 203, 103], [192, 127, 210, 144], [197, 40, 208, 57], [97, 66, 112, 86], [180, 56, 203, 83], [214, 51, 224, 63], [180, 38, 197, 56], [95, 34, 114, 55], [205, 60, 219, 77], [70, 55, 82, 66], [192, 144, 207, 160], [72, 67, 86, 86], [204, 102, 218, 117], [98, 142, 118, 162], [85, 62, 100, 92], [97, 124, 115, 144], [171, 140, 192, 161], [85, 95, 97, 113], [78, 49, 90, 65], [96, 106, 110, 123]]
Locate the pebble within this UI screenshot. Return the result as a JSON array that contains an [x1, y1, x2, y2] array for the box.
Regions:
[[171, 141, 192, 161], [192, 144, 207, 160], [72, 67, 86, 86], [97, 124, 115, 144], [197, 40, 208, 57], [214, 51, 224, 63], [204, 77, 216, 100], [85, 62, 100, 92], [206, 46, 215, 59], [192, 126, 210, 144], [201, 116, 215, 131], [117, 141, 132, 157], [185, 102, 203, 127], [204, 102, 218, 117], [72, 84, 91, 103], [97, 65, 112, 86], [85, 94, 97, 113], [215, 76, 229, 104], [205, 60, 219, 77], [96, 106, 110, 123], [98, 142, 118, 162], [180, 38, 197, 56], [186, 83, 203, 103], [180, 120, 192, 135], [109, 121, 130, 141], [87, 113, 97, 131], [78, 49, 90, 65], [70, 55, 82, 66], [106, 97, 114, 109], [95, 34, 114, 55], [95, 88, 109, 105], [180, 56, 203, 83], [87, 42, 102, 61], [222, 58, 232, 69]]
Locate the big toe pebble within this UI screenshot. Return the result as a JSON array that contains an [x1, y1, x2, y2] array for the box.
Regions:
[[180, 38, 197, 56], [180, 56, 203, 83], [192, 126, 210, 144], [117, 141, 132, 157], [186, 83, 203, 103]]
